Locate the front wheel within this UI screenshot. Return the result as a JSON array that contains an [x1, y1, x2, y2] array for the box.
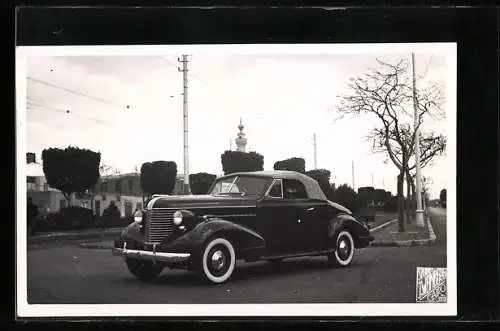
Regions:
[[327, 230, 355, 267], [125, 258, 164, 281], [196, 237, 236, 284]]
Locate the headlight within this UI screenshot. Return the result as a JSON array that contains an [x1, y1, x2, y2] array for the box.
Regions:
[[173, 210, 183, 225], [133, 210, 143, 224]]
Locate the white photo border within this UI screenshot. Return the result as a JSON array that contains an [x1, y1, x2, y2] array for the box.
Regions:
[[16, 42, 457, 317]]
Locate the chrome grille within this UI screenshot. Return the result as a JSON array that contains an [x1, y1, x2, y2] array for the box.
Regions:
[[145, 209, 175, 244]]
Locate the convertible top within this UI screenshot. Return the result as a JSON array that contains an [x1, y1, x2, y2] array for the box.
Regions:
[[217, 170, 328, 201]]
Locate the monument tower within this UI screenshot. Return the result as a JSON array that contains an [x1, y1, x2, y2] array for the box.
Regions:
[[235, 118, 247, 152]]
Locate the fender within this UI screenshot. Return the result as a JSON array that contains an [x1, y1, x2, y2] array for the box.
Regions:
[[328, 213, 371, 248], [160, 217, 265, 256], [118, 222, 144, 242]]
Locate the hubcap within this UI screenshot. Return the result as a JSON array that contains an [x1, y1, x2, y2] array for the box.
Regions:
[[211, 250, 226, 270], [337, 236, 351, 261], [206, 244, 231, 277]]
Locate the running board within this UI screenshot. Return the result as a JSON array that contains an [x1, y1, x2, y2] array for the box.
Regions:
[[261, 249, 335, 260]]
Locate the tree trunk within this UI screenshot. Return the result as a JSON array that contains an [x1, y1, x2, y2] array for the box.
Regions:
[[397, 172, 405, 232], [63, 192, 74, 207], [90, 192, 95, 214], [405, 174, 412, 225], [404, 168, 415, 213]]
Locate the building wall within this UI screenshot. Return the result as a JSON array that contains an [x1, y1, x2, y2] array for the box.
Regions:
[[27, 171, 188, 217], [96, 174, 143, 196], [27, 175, 53, 192]]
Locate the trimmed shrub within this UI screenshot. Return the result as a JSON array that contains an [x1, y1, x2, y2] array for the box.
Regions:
[[373, 189, 387, 209], [99, 201, 122, 228], [331, 184, 359, 213], [140, 161, 177, 195], [189, 172, 217, 195], [305, 169, 333, 199], [221, 150, 264, 175], [41, 206, 97, 231], [384, 195, 398, 212], [273, 157, 306, 173]]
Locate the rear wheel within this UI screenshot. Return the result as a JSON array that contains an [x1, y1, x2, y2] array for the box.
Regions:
[[196, 237, 236, 284], [327, 230, 355, 267], [125, 258, 164, 281]]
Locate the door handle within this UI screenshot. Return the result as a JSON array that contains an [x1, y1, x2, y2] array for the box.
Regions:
[[307, 207, 315, 211]]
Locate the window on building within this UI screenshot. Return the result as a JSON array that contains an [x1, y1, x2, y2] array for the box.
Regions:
[[43, 183, 48, 191], [60, 199, 67, 209], [136, 202, 142, 210], [115, 181, 122, 192], [101, 182, 108, 192], [27, 176, 36, 184], [128, 179, 133, 191]]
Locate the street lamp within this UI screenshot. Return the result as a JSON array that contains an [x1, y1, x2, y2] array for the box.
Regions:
[[412, 53, 425, 227]]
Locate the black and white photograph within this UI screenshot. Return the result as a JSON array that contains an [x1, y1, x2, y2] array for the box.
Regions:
[[16, 43, 456, 317]]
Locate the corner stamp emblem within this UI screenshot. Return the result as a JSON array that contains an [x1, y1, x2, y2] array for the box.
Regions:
[[416, 267, 447, 303]]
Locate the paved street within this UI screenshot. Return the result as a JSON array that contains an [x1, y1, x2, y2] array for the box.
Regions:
[[26, 208, 447, 304]]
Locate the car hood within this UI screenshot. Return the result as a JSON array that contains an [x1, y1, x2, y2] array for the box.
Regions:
[[327, 200, 353, 215], [147, 194, 259, 209]]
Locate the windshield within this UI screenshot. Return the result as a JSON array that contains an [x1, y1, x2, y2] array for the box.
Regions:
[[209, 175, 271, 197]]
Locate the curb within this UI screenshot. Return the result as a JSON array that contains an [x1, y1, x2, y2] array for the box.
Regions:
[[370, 216, 436, 247], [28, 228, 122, 245], [77, 241, 113, 249], [369, 218, 398, 233]]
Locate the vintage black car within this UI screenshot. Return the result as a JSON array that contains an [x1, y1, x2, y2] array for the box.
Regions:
[[112, 170, 374, 284]]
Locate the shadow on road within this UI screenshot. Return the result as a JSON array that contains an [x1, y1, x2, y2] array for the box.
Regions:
[[113, 257, 366, 287]]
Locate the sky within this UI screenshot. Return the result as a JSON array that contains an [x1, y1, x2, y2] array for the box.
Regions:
[[21, 45, 453, 199]]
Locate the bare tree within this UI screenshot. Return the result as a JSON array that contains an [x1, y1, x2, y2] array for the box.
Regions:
[[336, 56, 445, 232], [370, 127, 446, 221]]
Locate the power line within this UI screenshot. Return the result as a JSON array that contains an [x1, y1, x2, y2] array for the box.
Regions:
[[157, 56, 210, 89], [156, 56, 178, 69], [419, 54, 434, 80], [27, 76, 112, 104], [27, 104, 113, 127]]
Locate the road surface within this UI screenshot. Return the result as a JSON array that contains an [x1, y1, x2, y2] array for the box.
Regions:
[[26, 208, 447, 304]]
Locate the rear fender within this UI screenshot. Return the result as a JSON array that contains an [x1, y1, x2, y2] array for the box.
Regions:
[[328, 213, 370, 248]]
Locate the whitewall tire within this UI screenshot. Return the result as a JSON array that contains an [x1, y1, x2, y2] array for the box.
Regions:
[[198, 237, 236, 284], [328, 230, 355, 267]]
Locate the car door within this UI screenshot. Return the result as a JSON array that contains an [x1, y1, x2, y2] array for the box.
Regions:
[[257, 179, 303, 255], [280, 179, 332, 252], [298, 200, 331, 251]]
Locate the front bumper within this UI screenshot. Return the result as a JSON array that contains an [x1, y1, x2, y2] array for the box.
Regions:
[[112, 242, 191, 264]]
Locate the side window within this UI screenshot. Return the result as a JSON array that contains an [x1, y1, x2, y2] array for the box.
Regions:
[[283, 179, 308, 199], [267, 179, 283, 198]]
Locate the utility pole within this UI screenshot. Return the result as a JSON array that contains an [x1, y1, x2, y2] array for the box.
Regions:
[[178, 55, 190, 195], [313, 133, 317, 169], [351, 160, 355, 190], [412, 52, 425, 227]]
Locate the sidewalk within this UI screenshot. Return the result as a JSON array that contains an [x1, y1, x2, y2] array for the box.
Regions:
[[370, 216, 436, 247], [28, 227, 123, 245], [28, 218, 436, 248]]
